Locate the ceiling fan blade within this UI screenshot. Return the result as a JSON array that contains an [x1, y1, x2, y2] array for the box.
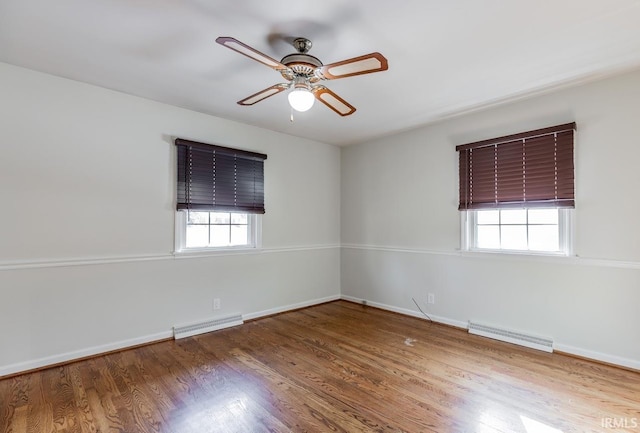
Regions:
[[313, 86, 356, 116], [238, 84, 288, 106], [317, 52, 388, 80], [216, 36, 288, 71]]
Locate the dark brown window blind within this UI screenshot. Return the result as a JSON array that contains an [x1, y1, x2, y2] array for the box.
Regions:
[[456, 123, 575, 210], [175, 138, 267, 214]]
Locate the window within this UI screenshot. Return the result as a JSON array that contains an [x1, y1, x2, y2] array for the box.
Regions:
[[175, 210, 260, 251], [185, 211, 257, 248], [174, 138, 266, 252], [457, 123, 575, 255], [463, 208, 572, 254]]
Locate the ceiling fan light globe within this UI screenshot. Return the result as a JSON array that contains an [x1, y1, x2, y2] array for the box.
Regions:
[[288, 88, 315, 112]]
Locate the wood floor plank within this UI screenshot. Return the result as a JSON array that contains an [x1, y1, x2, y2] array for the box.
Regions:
[[80, 358, 126, 433], [1, 300, 639, 432]]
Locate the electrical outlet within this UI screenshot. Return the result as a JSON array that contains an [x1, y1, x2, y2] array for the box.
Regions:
[[213, 298, 221, 310], [428, 293, 435, 304]]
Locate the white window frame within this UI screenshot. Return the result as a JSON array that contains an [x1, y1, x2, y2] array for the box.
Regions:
[[174, 210, 262, 254], [461, 208, 574, 256]]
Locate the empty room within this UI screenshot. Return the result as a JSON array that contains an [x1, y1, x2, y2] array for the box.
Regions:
[[1, 1, 639, 432]]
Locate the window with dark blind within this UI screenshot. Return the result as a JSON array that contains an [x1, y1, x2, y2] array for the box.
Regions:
[[175, 138, 267, 214], [174, 138, 267, 251], [456, 123, 575, 210], [456, 123, 576, 255]]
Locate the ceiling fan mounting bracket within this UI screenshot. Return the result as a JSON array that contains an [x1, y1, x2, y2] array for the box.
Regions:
[[292, 37, 313, 54]]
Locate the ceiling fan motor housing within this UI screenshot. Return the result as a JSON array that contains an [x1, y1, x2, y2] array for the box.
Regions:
[[280, 52, 323, 82]]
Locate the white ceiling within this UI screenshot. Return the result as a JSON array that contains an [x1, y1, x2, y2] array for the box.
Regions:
[[2, 1, 640, 146]]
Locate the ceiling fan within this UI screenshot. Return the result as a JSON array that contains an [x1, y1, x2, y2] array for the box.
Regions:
[[216, 36, 388, 116]]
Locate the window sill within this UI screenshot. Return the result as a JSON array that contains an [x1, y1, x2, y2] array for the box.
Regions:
[[464, 248, 571, 257], [459, 249, 576, 264], [173, 246, 262, 259]]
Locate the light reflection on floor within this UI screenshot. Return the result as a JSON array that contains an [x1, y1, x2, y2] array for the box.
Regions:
[[476, 407, 565, 433], [520, 415, 564, 433], [172, 394, 251, 432], [214, 397, 249, 422]]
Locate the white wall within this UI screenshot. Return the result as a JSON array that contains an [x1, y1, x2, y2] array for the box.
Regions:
[[341, 69, 640, 369], [0, 62, 341, 376]]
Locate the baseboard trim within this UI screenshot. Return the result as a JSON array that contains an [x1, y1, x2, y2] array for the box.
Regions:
[[0, 294, 342, 379], [554, 343, 640, 372], [4, 295, 635, 378], [243, 294, 341, 321], [0, 331, 173, 379], [340, 295, 640, 372], [339, 295, 468, 330]]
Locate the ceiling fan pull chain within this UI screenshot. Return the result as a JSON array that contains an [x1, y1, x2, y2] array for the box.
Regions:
[[290, 106, 294, 123]]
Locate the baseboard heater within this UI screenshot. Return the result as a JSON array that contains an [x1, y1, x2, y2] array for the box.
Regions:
[[468, 321, 554, 353], [173, 314, 244, 340]]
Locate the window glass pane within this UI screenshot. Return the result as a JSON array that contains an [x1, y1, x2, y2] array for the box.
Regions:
[[477, 210, 499, 225], [528, 208, 558, 225], [187, 211, 209, 225], [467, 207, 566, 254], [477, 226, 500, 249], [501, 209, 526, 224], [231, 213, 248, 224], [210, 225, 230, 246], [231, 225, 249, 245], [186, 225, 209, 248], [529, 225, 559, 251], [181, 212, 256, 250], [211, 212, 231, 224], [501, 225, 527, 250]]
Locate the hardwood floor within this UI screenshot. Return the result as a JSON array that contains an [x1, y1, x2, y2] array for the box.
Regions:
[[1, 301, 638, 432]]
